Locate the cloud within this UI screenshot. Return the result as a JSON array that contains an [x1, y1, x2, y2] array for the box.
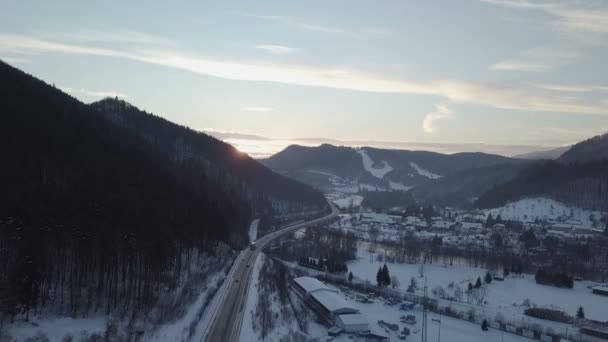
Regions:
[[489, 62, 548, 72], [245, 14, 394, 38], [60, 86, 129, 99], [422, 104, 453, 133], [254, 44, 298, 54], [481, 0, 608, 33], [1, 32, 607, 116], [538, 84, 608, 92], [489, 45, 580, 72], [243, 106, 275, 112]]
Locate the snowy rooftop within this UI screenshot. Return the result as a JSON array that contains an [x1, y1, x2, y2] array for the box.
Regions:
[[336, 313, 368, 326], [293, 277, 335, 294], [310, 290, 358, 314]]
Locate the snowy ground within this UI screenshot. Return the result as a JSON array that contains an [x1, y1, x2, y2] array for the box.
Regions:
[[483, 197, 605, 228], [239, 253, 266, 342], [358, 150, 392, 179], [331, 195, 364, 209], [6, 316, 106, 342], [410, 161, 442, 179], [249, 218, 260, 242], [347, 250, 608, 323]]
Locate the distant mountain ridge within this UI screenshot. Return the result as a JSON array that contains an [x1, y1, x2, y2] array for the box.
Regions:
[[513, 146, 570, 160], [262, 143, 522, 191]]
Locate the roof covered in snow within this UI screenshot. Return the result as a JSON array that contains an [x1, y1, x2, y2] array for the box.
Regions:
[[336, 313, 368, 326], [293, 276, 336, 294], [310, 290, 358, 314]]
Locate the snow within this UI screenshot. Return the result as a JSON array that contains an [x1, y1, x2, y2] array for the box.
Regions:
[[409, 161, 442, 179], [294, 276, 335, 294], [331, 195, 363, 209], [249, 218, 260, 243], [310, 290, 357, 313], [358, 150, 393, 179], [388, 180, 413, 191], [239, 253, 266, 342], [347, 250, 608, 322], [484, 197, 605, 227], [7, 316, 106, 342]]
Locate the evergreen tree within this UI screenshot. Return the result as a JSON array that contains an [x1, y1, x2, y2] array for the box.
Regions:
[[475, 277, 482, 288], [577, 306, 585, 319], [485, 271, 493, 284], [407, 277, 417, 293], [468, 282, 473, 291], [486, 213, 495, 228], [348, 272, 353, 282], [381, 264, 391, 287], [376, 267, 383, 287], [481, 319, 488, 331]]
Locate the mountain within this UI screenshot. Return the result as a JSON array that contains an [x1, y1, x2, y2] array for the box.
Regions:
[[513, 146, 570, 160], [559, 132, 608, 163], [0, 60, 327, 319], [263, 144, 521, 191], [475, 160, 608, 211], [411, 163, 528, 208]]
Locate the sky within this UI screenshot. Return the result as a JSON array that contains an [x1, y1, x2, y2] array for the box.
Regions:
[[1, 0, 608, 158]]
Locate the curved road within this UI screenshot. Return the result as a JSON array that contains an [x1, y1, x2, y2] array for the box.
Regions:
[[203, 205, 338, 342]]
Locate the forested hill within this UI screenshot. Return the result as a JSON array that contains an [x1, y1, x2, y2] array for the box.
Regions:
[[558, 132, 608, 163], [89, 98, 328, 219], [0, 60, 326, 319], [475, 160, 608, 211]]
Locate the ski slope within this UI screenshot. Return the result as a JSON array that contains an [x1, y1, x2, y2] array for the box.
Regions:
[[409, 162, 442, 179], [358, 150, 393, 179]]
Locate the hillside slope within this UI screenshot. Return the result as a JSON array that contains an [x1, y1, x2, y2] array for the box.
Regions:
[[559, 132, 608, 163], [0, 60, 327, 323]]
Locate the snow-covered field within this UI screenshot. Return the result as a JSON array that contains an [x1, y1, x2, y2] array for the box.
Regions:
[[358, 150, 392, 179], [347, 250, 608, 323], [330, 299, 531, 342], [332, 195, 364, 209], [483, 197, 605, 228]]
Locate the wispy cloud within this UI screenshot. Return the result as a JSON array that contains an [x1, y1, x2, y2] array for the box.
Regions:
[[489, 45, 580, 72], [243, 106, 275, 112], [422, 104, 453, 133], [254, 44, 298, 54], [538, 84, 608, 93], [246, 14, 394, 38], [1, 32, 607, 116], [489, 62, 548, 72], [60, 86, 129, 99], [481, 0, 608, 34]]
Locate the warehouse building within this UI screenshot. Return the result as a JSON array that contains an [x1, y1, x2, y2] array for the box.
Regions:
[[292, 276, 369, 333]]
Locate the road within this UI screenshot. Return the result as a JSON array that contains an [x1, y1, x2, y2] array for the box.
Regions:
[[202, 205, 338, 342]]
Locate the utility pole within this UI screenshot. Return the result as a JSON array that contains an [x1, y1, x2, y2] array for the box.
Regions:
[[421, 277, 428, 342], [432, 312, 441, 342]]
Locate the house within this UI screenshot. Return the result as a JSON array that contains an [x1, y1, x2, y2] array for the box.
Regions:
[[592, 285, 608, 296], [580, 321, 608, 340], [335, 313, 370, 333]]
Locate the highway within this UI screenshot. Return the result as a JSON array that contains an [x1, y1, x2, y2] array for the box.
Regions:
[[202, 205, 338, 342]]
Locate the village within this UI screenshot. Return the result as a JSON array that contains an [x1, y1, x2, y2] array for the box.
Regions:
[[261, 197, 608, 342]]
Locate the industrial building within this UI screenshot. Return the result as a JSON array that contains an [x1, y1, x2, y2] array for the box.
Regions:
[[292, 276, 369, 333]]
